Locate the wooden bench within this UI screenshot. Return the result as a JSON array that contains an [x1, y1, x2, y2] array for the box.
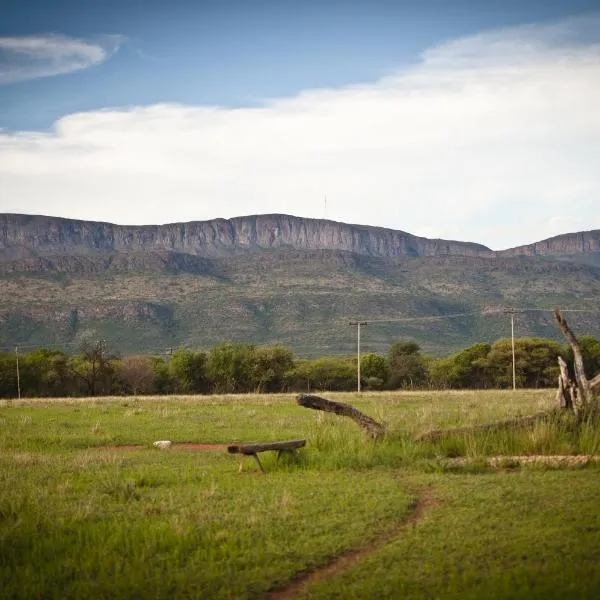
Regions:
[[227, 439, 306, 473]]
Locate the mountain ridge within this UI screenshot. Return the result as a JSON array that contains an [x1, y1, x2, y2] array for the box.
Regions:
[[2, 213, 599, 356], [2, 213, 599, 261], [0, 212, 490, 260]]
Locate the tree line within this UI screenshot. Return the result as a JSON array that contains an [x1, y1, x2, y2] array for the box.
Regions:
[[1, 335, 600, 398]]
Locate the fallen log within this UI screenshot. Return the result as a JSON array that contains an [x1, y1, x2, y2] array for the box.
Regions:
[[296, 394, 386, 439], [415, 411, 554, 443]]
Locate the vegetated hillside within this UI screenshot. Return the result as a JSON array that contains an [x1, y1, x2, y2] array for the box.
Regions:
[[2, 213, 600, 356], [1, 243, 599, 356]]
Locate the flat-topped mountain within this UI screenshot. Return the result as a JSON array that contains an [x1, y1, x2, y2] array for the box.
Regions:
[[0, 213, 491, 260], [2, 213, 600, 262], [1, 213, 599, 356], [500, 230, 600, 257]]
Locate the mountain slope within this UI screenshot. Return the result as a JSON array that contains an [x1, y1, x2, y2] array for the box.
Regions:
[[1, 214, 599, 356]]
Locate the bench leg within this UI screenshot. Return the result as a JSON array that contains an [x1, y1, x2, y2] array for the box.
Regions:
[[276, 449, 295, 461], [251, 453, 266, 474]]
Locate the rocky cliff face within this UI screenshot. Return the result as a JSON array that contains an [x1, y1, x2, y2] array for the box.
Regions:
[[497, 230, 600, 257], [2, 213, 599, 262], [0, 213, 491, 260]]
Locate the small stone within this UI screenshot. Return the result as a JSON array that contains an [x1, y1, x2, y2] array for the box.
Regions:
[[153, 440, 172, 449]]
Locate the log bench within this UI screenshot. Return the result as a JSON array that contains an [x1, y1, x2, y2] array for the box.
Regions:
[[227, 439, 306, 473]]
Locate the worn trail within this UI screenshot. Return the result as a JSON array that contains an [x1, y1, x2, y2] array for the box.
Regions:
[[269, 488, 438, 600], [97, 442, 229, 451]]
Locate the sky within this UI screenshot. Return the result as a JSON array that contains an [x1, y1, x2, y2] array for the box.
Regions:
[[1, 0, 600, 250]]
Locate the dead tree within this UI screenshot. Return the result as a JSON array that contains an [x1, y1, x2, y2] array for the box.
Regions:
[[296, 394, 386, 439], [417, 309, 599, 443], [554, 309, 599, 417]]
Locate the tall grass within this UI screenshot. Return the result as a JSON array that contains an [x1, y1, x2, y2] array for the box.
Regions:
[[1, 390, 599, 599]]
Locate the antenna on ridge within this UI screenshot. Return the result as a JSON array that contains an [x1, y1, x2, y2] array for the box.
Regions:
[[324, 194, 327, 219]]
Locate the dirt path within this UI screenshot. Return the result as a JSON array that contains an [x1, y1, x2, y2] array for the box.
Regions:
[[99, 442, 229, 451], [269, 488, 438, 600]]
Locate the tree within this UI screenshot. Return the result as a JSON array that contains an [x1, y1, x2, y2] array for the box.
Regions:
[[151, 357, 175, 394], [0, 352, 18, 398], [429, 343, 492, 389], [69, 338, 114, 396], [117, 356, 156, 395], [207, 344, 256, 393], [360, 353, 387, 390], [303, 356, 356, 391], [169, 350, 209, 394], [252, 345, 294, 393], [487, 337, 561, 388], [564, 336, 600, 379], [283, 359, 313, 393], [22, 349, 72, 397], [387, 341, 427, 389]]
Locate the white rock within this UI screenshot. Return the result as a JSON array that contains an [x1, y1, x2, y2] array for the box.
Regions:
[[153, 440, 172, 449]]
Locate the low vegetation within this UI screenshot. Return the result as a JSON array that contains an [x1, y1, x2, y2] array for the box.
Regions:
[[2, 334, 600, 398], [1, 390, 599, 599]]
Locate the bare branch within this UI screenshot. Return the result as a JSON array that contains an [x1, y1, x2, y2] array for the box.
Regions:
[[296, 394, 386, 439]]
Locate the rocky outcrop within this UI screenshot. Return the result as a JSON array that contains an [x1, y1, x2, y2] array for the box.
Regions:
[[498, 230, 600, 257], [2, 213, 599, 265], [0, 213, 490, 260]]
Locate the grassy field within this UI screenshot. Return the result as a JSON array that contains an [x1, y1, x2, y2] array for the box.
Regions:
[[1, 390, 599, 599]]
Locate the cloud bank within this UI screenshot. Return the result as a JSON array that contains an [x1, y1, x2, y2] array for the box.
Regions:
[[0, 34, 123, 83], [1, 17, 600, 249]]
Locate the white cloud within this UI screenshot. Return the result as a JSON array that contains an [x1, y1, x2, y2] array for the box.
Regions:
[[1, 17, 600, 249], [0, 34, 123, 83]]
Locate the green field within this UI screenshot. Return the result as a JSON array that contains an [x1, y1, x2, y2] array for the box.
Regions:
[[1, 390, 600, 599]]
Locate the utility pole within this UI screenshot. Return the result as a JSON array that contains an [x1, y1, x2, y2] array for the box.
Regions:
[[349, 321, 367, 392], [505, 310, 517, 390], [15, 346, 21, 400]]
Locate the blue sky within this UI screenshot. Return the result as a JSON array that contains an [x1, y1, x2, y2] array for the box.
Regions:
[[1, 0, 600, 249]]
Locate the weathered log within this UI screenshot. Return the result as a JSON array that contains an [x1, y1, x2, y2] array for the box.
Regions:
[[296, 394, 386, 439], [227, 439, 306, 455], [415, 411, 553, 443], [554, 309, 593, 407]]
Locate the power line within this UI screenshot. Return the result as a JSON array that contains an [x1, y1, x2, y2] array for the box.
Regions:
[[345, 312, 478, 325], [346, 307, 599, 325], [1, 305, 597, 355]]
